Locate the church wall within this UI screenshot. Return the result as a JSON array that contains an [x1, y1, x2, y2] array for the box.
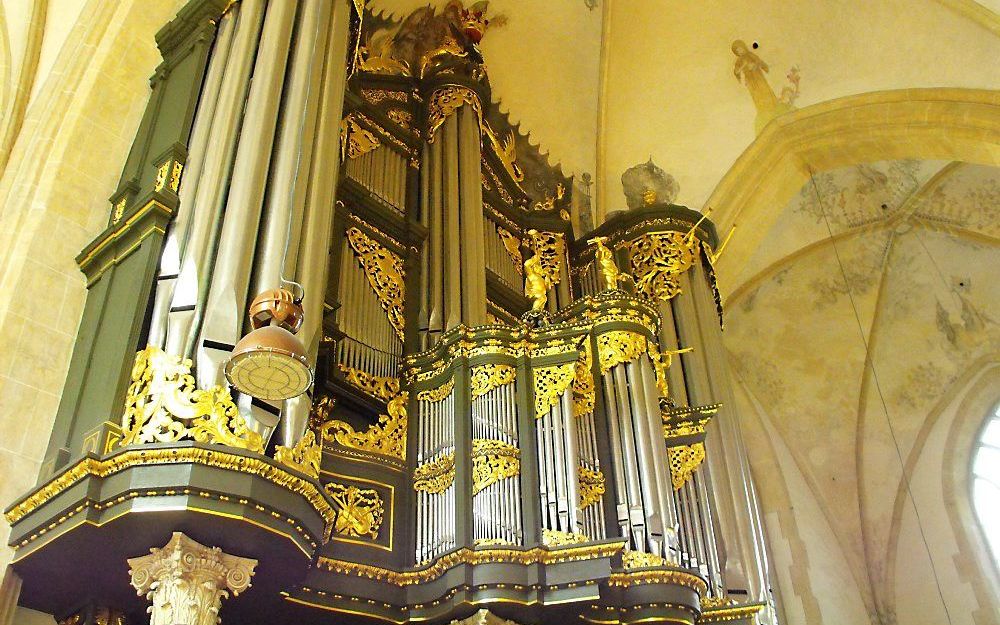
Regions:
[[0, 0, 184, 581]]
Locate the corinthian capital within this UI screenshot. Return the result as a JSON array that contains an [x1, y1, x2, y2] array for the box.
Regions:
[[127, 532, 257, 625]]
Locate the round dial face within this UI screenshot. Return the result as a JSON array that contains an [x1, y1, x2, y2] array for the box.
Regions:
[[227, 350, 311, 400]]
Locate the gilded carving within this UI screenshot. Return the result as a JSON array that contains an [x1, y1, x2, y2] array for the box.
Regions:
[[118, 346, 264, 453], [541, 529, 590, 546], [578, 464, 605, 508], [597, 330, 648, 374], [629, 231, 697, 302], [386, 108, 413, 129], [427, 86, 482, 143], [622, 549, 667, 569], [326, 482, 384, 540], [523, 250, 549, 312], [420, 36, 467, 78], [346, 226, 405, 340], [483, 122, 524, 183], [169, 161, 183, 192], [112, 197, 127, 224], [274, 430, 322, 479], [472, 439, 520, 494], [668, 442, 706, 490], [469, 364, 515, 399], [416, 377, 455, 402], [322, 392, 408, 461], [572, 342, 595, 417], [414, 453, 455, 494], [338, 364, 400, 402], [526, 229, 565, 287], [533, 362, 576, 419], [495, 225, 523, 275], [340, 115, 381, 161], [154, 161, 171, 192], [648, 344, 692, 400], [589, 236, 620, 290], [360, 89, 408, 105]]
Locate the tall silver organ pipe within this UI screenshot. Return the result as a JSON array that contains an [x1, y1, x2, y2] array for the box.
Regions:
[[601, 354, 680, 562], [415, 385, 456, 563], [144, 0, 351, 442], [471, 376, 521, 545]]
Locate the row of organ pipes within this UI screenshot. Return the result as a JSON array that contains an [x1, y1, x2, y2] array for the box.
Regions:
[[344, 145, 409, 214], [470, 379, 522, 545]]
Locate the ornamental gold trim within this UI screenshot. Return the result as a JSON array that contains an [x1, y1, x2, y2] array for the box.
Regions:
[[416, 377, 455, 402], [346, 227, 405, 341], [496, 226, 523, 275], [597, 331, 648, 374], [668, 442, 706, 490], [472, 439, 520, 494], [607, 569, 708, 594], [469, 364, 515, 399], [4, 447, 337, 539], [699, 601, 766, 623], [322, 393, 408, 461], [413, 452, 455, 494], [326, 481, 384, 540], [542, 529, 590, 546], [622, 549, 667, 569], [427, 86, 482, 143], [629, 231, 698, 302], [317, 541, 625, 586], [275, 430, 322, 479], [578, 465, 605, 509], [118, 346, 263, 453], [572, 342, 595, 417], [339, 364, 400, 402], [341, 114, 381, 160], [526, 230, 565, 287], [533, 362, 576, 420]]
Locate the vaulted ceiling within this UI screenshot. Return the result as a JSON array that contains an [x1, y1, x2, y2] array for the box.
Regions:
[[723, 159, 1000, 619]]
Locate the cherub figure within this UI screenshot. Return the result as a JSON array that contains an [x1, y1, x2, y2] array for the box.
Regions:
[[524, 251, 548, 312]]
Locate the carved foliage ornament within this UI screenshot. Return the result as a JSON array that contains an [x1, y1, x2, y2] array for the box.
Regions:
[[526, 230, 565, 287], [629, 231, 698, 302], [597, 330, 649, 374], [471, 438, 520, 494], [496, 225, 523, 275], [572, 342, 595, 417], [533, 362, 576, 420], [128, 532, 257, 625], [414, 452, 456, 494], [346, 227, 405, 340], [340, 115, 381, 161], [668, 442, 706, 490], [326, 481, 384, 540], [417, 377, 455, 403], [622, 549, 667, 569], [322, 392, 408, 461], [578, 464, 605, 509], [119, 346, 264, 453], [427, 86, 482, 143], [274, 430, 322, 478], [469, 364, 516, 399], [339, 364, 400, 402]]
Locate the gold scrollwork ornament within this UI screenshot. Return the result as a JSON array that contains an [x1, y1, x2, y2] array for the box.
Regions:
[[668, 442, 706, 490], [340, 115, 381, 161], [427, 86, 482, 143], [339, 364, 400, 402], [118, 346, 264, 453], [326, 482, 384, 540], [322, 392, 408, 461], [413, 452, 456, 494], [274, 430, 322, 479], [597, 330, 648, 373], [533, 362, 576, 419], [578, 465, 606, 509], [471, 439, 520, 494], [469, 364, 515, 399], [630, 231, 698, 302], [346, 227, 405, 340]]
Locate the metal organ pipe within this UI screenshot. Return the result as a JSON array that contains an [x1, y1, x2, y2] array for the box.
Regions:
[[165, 0, 265, 360], [196, 0, 298, 389]]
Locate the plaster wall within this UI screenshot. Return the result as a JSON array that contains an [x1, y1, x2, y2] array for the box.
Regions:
[[0, 0, 184, 584]]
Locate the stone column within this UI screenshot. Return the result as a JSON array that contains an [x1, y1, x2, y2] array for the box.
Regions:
[[128, 533, 257, 625]]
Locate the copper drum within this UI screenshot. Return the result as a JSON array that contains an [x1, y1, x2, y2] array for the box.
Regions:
[[248, 288, 304, 333], [225, 325, 312, 401]]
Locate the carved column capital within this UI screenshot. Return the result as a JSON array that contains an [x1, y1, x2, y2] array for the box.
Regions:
[[127, 532, 257, 625]]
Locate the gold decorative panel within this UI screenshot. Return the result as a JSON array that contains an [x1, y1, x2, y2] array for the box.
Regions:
[[339, 364, 400, 402], [414, 453, 455, 494], [597, 330, 648, 374], [469, 364, 516, 399], [322, 393, 408, 461], [471, 439, 520, 494], [346, 226, 405, 340], [572, 342, 595, 417], [668, 442, 706, 490], [578, 465, 606, 509], [427, 86, 482, 143], [274, 430, 322, 479], [326, 481, 384, 540], [629, 231, 697, 302], [533, 362, 576, 419], [118, 346, 263, 453]]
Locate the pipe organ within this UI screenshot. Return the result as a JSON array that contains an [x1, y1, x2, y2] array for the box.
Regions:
[[5, 2, 775, 625]]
